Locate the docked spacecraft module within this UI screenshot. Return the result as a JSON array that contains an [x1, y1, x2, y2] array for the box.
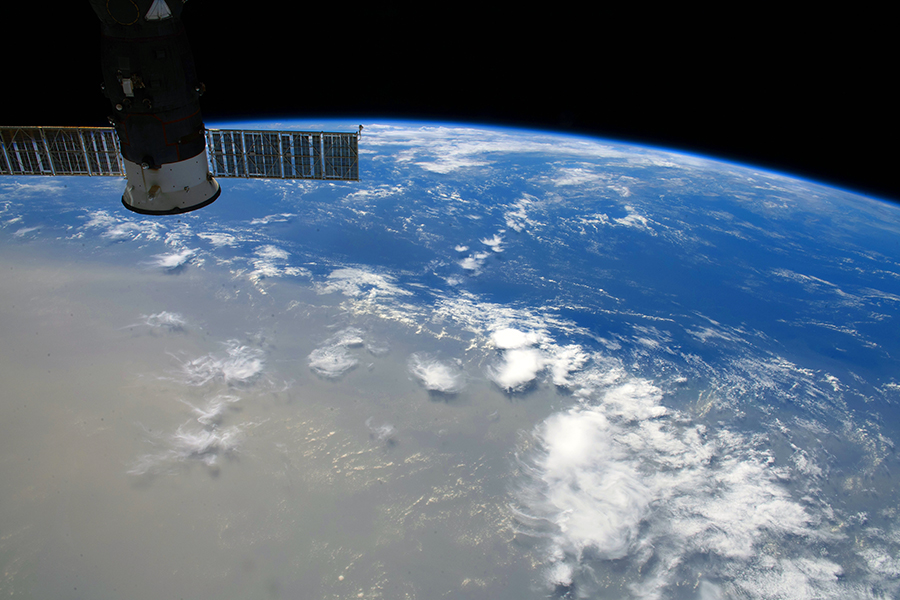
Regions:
[[88, 0, 221, 214], [0, 1, 359, 213]]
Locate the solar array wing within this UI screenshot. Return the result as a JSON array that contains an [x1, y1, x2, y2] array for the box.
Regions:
[[205, 129, 359, 181], [1, 126, 360, 182], [0, 127, 124, 177]]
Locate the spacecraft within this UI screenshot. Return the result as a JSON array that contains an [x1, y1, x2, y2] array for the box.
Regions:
[[0, 0, 359, 215]]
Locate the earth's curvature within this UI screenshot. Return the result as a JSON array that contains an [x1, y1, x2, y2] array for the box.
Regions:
[[2, 120, 900, 599]]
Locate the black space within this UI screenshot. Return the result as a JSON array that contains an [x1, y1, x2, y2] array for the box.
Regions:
[[5, 4, 896, 203]]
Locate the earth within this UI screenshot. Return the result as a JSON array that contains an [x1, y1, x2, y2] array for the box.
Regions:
[[2, 120, 900, 600]]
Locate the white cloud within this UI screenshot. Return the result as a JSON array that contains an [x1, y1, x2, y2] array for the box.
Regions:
[[488, 347, 545, 392], [245, 244, 307, 290], [139, 311, 187, 331], [83, 210, 165, 242], [486, 328, 579, 392], [181, 394, 240, 427], [317, 267, 412, 299], [197, 232, 237, 247], [572, 206, 657, 236], [480, 234, 504, 252], [12, 226, 40, 237], [255, 245, 289, 260], [504, 196, 543, 233], [330, 328, 366, 347], [308, 328, 369, 379], [308, 346, 358, 379], [455, 232, 505, 273], [148, 248, 195, 271], [343, 184, 405, 201], [613, 206, 653, 232], [516, 376, 844, 599], [0, 180, 68, 198], [687, 321, 746, 345], [538, 406, 651, 560], [859, 546, 900, 578], [545, 344, 590, 387], [459, 251, 491, 272], [408, 353, 465, 393], [170, 425, 242, 465], [771, 268, 863, 308], [415, 156, 490, 173], [551, 167, 606, 186], [130, 422, 242, 476], [361, 124, 683, 174], [249, 213, 295, 225], [177, 340, 265, 386], [490, 327, 541, 349], [130, 394, 243, 476]]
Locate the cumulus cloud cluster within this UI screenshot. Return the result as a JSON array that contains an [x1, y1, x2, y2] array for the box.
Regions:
[[503, 196, 543, 233], [130, 394, 243, 476], [480, 234, 504, 253], [196, 232, 237, 247], [0, 180, 68, 199], [246, 244, 307, 289], [317, 268, 412, 299], [170, 424, 242, 466], [516, 375, 846, 599], [177, 340, 265, 387], [147, 248, 196, 272], [613, 205, 654, 233], [83, 210, 164, 242], [361, 123, 669, 176], [491, 328, 541, 349], [486, 328, 587, 393], [130, 315, 273, 478], [488, 347, 544, 392], [385, 284, 891, 597], [458, 251, 492, 272], [455, 233, 505, 273], [139, 311, 187, 332]]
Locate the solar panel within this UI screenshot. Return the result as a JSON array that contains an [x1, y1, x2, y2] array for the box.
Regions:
[[1, 126, 360, 182], [0, 127, 124, 177], [204, 129, 359, 181]]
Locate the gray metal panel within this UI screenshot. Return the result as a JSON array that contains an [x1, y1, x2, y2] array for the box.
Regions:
[[0, 127, 124, 177], [204, 129, 359, 181]]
